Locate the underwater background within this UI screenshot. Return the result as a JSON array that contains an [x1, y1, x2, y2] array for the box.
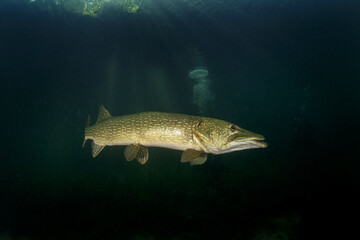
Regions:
[[0, 0, 359, 239]]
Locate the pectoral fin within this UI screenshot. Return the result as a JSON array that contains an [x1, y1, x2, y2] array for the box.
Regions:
[[181, 149, 208, 165], [92, 141, 105, 158], [124, 144, 140, 161], [190, 153, 207, 165]]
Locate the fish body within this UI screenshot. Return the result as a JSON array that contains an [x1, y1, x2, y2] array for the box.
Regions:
[[84, 105, 267, 165]]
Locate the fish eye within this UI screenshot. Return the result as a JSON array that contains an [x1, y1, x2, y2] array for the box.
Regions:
[[230, 124, 238, 132]]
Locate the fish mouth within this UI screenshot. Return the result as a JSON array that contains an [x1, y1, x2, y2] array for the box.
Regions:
[[220, 135, 267, 154], [230, 132, 268, 148], [247, 137, 268, 148]]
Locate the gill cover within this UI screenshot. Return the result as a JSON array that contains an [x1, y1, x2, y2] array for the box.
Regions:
[[193, 118, 229, 153], [193, 117, 267, 154]]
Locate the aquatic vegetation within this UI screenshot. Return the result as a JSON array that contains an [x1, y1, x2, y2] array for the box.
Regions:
[[28, 0, 142, 16], [83, 0, 104, 17], [116, 0, 141, 13]]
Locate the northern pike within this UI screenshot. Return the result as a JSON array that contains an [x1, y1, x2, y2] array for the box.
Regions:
[[83, 105, 267, 165]]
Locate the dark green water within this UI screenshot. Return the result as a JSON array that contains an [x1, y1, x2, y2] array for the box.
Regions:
[[0, 0, 358, 239]]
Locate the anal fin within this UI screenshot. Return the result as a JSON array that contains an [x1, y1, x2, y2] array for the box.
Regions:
[[92, 141, 105, 158]]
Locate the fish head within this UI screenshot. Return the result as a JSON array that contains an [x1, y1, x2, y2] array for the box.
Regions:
[[194, 118, 268, 154]]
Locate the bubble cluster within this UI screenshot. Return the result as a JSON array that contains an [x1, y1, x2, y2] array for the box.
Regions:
[[189, 68, 214, 113]]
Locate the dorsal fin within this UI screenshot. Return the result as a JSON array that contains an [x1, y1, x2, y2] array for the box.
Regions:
[[96, 105, 112, 124]]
